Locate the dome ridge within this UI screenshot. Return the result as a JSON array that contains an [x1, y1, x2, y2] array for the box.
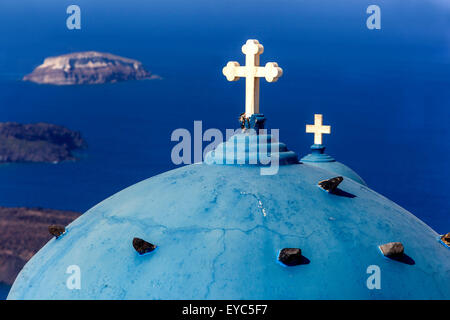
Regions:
[[301, 144, 335, 163], [204, 130, 298, 166]]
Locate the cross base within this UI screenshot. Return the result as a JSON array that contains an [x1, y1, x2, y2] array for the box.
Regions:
[[310, 144, 326, 154], [301, 144, 335, 163], [239, 113, 266, 131]]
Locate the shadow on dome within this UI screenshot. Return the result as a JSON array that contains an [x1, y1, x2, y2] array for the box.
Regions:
[[386, 254, 416, 265], [330, 188, 356, 198], [277, 255, 311, 267]]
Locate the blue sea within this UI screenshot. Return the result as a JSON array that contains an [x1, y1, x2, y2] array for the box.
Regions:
[[0, 0, 449, 297]]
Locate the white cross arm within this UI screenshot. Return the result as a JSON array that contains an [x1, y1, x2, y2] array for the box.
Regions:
[[222, 62, 283, 82], [306, 114, 331, 145], [222, 39, 283, 118], [222, 62, 245, 81], [305, 124, 331, 134], [262, 62, 283, 82]]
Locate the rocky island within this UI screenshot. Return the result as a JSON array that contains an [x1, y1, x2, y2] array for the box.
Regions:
[[0, 122, 86, 163], [23, 51, 159, 85], [0, 207, 80, 285]]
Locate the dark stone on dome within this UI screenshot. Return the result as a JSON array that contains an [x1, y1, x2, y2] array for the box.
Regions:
[[441, 233, 450, 246], [379, 242, 404, 257], [318, 176, 343, 192], [133, 237, 156, 255], [278, 248, 303, 266], [48, 225, 65, 238]]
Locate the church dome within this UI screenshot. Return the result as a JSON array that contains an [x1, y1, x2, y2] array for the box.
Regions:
[[7, 40, 450, 300], [7, 128, 450, 300]]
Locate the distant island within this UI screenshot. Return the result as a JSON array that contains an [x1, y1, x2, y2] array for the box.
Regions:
[[0, 207, 80, 286], [0, 122, 86, 163], [23, 51, 160, 85]]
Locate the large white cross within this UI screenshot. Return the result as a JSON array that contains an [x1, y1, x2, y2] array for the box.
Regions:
[[306, 114, 331, 145], [222, 39, 283, 118]]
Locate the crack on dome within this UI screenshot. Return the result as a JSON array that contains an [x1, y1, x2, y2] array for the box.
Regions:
[[98, 209, 315, 239], [205, 230, 226, 299]]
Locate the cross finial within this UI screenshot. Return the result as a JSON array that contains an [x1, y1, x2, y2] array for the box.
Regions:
[[223, 39, 283, 118], [306, 114, 331, 145]]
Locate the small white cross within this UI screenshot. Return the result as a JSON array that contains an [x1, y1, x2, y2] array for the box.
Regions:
[[222, 39, 283, 118], [306, 114, 331, 145]]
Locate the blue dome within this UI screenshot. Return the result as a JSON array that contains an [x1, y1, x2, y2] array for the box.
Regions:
[[8, 132, 450, 299], [301, 144, 367, 186]]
